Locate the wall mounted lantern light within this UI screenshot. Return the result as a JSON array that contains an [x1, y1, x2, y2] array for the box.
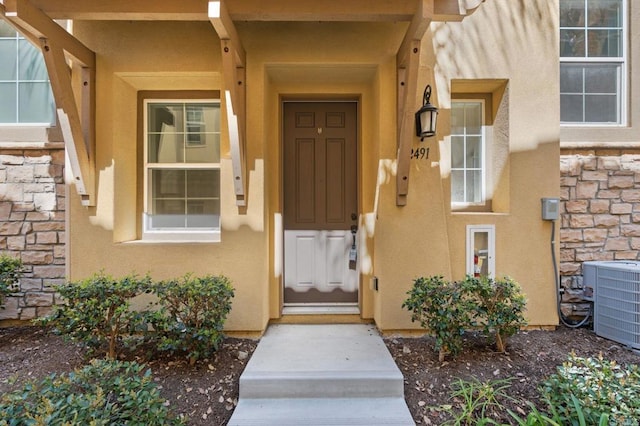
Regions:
[[415, 84, 438, 141]]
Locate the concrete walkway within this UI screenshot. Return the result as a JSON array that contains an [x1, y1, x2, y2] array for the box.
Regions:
[[228, 324, 415, 425]]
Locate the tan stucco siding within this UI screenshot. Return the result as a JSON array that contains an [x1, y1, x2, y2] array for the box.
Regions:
[[67, 21, 269, 332], [66, 2, 561, 334], [374, 0, 560, 330]]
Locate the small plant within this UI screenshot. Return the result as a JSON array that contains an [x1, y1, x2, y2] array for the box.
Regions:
[[434, 377, 513, 425], [506, 402, 562, 426], [0, 254, 22, 308], [463, 276, 528, 352], [147, 274, 234, 365], [402, 276, 474, 361], [38, 273, 151, 359], [0, 359, 184, 425], [540, 353, 640, 425]]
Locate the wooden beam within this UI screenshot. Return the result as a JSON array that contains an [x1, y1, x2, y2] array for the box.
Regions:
[[210, 1, 247, 206], [433, 0, 485, 21], [27, 0, 417, 21], [225, 91, 247, 207], [41, 38, 95, 206], [3, 0, 94, 67], [396, 0, 433, 206]]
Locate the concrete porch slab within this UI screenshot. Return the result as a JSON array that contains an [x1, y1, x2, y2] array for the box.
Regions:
[[228, 324, 415, 425]]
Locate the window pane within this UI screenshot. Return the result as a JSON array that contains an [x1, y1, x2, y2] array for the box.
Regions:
[[0, 39, 17, 80], [560, 65, 584, 93], [587, 0, 622, 27], [152, 169, 185, 199], [469, 170, 482, 203], [465, 103, 482, 135], [152, 200, 186, 228], [560, 29, 585, 57], [186, 200, 220, 228], [587, 29, 621, 57], [585, 94, 617, 122], [560, 0, 585, 27], [561, 94, 585, 122], [186, 170, 219, 198], [185, 133, 220, 163], [451, 136, 464, 168], [0, 20, 17, 37], [18, 40, 48, 80], [150, 132, 185, 163], [451, 104, 465, 135], [451, 170, 464, 203], [466, 137, 482, 168], [585, 66, 617, 93], [0, 83, 17, 122], [18, 82, 55, 123], [148, 104, 181, 133]]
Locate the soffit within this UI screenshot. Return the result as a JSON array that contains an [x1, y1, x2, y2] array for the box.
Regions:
[[24, 0, 480, 23]]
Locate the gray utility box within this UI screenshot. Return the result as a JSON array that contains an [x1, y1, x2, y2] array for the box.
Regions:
[[583, 261, 640, 351]]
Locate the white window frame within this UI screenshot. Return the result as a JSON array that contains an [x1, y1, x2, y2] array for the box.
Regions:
[[142, 98, 221, 242], [0, 20, 54, 126], [450, 99, 487, 208], [466, 224, 495, 279], [559, 0, 627, 127]]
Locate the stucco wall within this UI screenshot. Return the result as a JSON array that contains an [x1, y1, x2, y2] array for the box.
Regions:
[[62, 1, 561, 333], [372, 0, 560, 330], [68, 21, 269, 332]]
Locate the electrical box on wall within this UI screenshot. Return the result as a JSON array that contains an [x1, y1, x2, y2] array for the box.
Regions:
[[541, 197, 560, 221]]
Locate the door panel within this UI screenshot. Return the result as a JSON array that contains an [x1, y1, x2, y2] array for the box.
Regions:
[[283, 102, 358, 305], [284, 102, 357, 231], [284, 230, 357, 304]]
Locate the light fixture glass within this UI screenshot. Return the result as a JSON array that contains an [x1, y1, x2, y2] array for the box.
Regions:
[[415, 84, 438, 141]]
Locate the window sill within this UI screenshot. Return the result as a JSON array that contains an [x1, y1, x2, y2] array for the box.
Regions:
[[136, 230, 221, 243], [0, 125, 62, 144]]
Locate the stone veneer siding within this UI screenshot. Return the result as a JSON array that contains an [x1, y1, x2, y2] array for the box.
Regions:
[[0, 146, 65, 323], [560, 148, 640, 316]]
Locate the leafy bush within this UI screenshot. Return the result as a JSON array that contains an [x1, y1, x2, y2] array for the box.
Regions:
[[403, 275, 527, 359], [0, 255, 22, 308], [540, 353, 640, 425], [38, 273, 151, 359], [463, 276, 528, 352], [402, 276, 474, 361], [146, 274, 234, 365], [0, 359, 184, 425]]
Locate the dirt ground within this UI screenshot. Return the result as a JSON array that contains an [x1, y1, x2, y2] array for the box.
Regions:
[[1, 325, 639, 425]]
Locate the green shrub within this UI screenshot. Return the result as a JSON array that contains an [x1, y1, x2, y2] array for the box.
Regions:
[[146, 274, 234, 365], [540, 353, 640, 425], [402, 276, 474, 361], [463, 276, 528, 352], [0, 359, 184, 425], [0, 255, 22, 308], [38, 273, 151, 359], [403, 275, 527, 360]]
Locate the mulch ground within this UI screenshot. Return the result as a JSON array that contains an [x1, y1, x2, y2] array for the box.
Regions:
[[1, 325, 639, 425]]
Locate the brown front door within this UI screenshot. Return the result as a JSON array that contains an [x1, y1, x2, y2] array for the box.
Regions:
[[283, 101, 358, 304]]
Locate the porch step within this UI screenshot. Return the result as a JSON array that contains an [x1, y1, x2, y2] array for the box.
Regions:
[[228, 324, 415, 425], [228, 397, 414, 425]]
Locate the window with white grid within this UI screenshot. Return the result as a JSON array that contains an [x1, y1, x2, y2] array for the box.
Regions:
[[560, 0, 626, 125], [143, 99, 221, 241], [0, 20, 54, 124], [451, 100, 485, 206]]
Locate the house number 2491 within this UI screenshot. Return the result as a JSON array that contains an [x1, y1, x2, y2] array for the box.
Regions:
[[411, 147, 429, 160]]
